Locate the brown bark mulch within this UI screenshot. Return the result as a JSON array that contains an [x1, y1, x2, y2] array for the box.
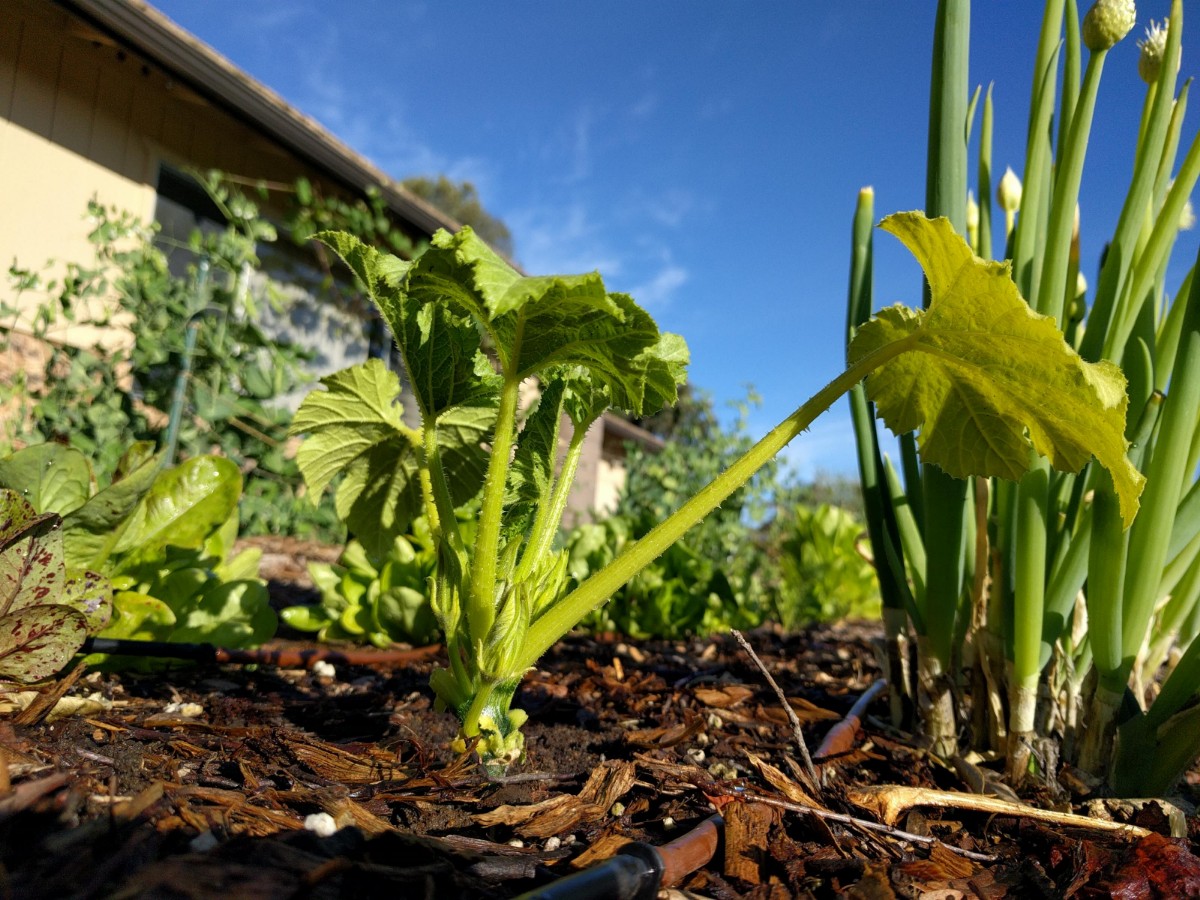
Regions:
[[2, 556, 1199, 898]]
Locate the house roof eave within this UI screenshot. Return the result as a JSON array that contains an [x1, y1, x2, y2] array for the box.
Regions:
[[55, 0, 460, 238]]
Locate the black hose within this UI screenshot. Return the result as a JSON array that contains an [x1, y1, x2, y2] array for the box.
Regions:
[[514, 841, 664, 900], [514, 814, 723, 900]]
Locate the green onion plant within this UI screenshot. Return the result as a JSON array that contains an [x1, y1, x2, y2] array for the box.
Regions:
[[852, 0, 1200, 794]]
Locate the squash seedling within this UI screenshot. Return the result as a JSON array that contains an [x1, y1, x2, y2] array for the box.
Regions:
[[293, 214, 1140, 767]]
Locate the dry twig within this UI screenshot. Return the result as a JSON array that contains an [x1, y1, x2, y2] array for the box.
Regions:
[[738, 792, 996, 863], [731, 629, 819, 791], [846, 785, 1153, 837]]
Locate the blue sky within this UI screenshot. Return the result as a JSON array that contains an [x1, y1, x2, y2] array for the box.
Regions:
[[152, 1, 1194, 480]]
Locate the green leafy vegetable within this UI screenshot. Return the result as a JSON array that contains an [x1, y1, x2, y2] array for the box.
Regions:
[[0, 489, 111, 683], [281, 519, 443, 648], [0, 444, 275, 671], [295, 214, 1138, 768]]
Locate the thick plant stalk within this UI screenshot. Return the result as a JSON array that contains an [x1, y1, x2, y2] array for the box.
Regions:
[[1107, 129, 1200, 362], [469, 373, 523, 643], [1083, 0, 1185, 362], [1008, 456, 1049, 782], [977, 84, 995, 262], [1078, 473, 1128, 775], [1011, 0, 1065, 302], [1119, 246, 1200, 687], [518, 337, 921, 674], [918, 0, 971, 759], [1036, 19, 1113, 322], [1011, 14, 1122, 779], [845, 187, 916, 728]]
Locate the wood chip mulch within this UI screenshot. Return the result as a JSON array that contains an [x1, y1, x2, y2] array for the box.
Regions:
[[2, 612, 1199, 898]]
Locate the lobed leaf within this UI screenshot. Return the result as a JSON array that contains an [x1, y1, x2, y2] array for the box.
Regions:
[[315, 231, 496, 418], [422, 229, 686, 411], [291, 359, 413, 500], [290, 359, 491, 558], [850, 213, 1144, 525]]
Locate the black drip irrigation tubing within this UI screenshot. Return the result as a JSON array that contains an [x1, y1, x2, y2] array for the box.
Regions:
[[79, 637, 441, 668], [514, 813, 723, 900]]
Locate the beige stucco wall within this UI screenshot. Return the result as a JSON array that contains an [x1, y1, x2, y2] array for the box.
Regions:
[[0, 0, 315, 352]]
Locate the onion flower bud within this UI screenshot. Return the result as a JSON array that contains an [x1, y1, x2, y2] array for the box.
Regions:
[[1082, 0, 1136, 53]]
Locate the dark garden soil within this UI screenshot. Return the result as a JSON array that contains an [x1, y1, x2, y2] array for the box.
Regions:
[[3, 539, 1200, 898]]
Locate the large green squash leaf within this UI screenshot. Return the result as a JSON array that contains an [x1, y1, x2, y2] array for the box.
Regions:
[[315, 231, 495, 419], [290, 359, 492, 558], [850, 212, 1144, 525]]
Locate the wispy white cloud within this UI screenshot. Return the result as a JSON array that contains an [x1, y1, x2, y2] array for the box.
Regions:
[[272, 35, 688, 311], [508, 203, 623, 276], [629, 262, 688, 309], [698, 94, 734, 120], [628, 92, 658, 119], [634, 188, 700, 228], [564, 107, 595, 183], [279, 28, 496, 195]]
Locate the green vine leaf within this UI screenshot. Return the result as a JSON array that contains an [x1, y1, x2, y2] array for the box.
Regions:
[[851, 212, 1145, 526], [315, 231, 497, 418]]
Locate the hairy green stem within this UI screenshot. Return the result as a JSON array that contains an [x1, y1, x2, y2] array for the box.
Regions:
[[515, 336, 919, 673], [469, 373, 522, 642], [422, 420, 464, 554], [515, 424, 588, 584]]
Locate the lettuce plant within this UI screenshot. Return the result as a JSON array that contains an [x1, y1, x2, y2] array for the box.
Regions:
[[295, 215, 1138, 767], [0, 442, 275, 666], [281, 519, 443, 647]]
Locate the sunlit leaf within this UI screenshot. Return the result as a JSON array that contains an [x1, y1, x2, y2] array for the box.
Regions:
[[290, 359, 490, 558], [0, 444, 91, 515], [61, 448, 164, 570], [850, 212, 1144, 526], [111, 457, 242, 562]]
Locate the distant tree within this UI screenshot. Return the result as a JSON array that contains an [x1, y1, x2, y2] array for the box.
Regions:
[[402, 176, 514, 258], [631, 382, 720, 443]]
